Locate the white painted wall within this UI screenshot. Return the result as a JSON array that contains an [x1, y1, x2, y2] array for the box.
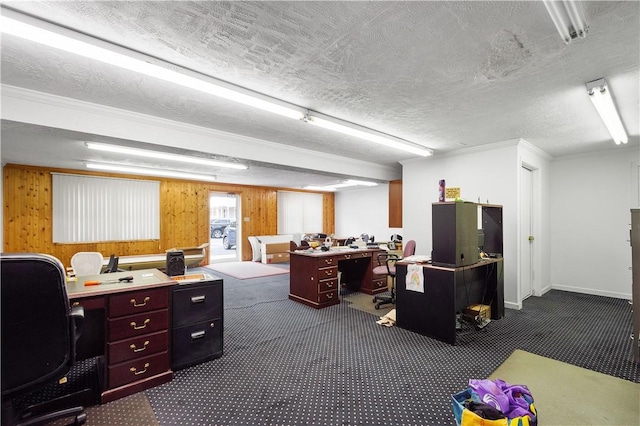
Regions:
[[549, 145, 639, 299], [334, 184, 402, 242], [401, 139, 554, 309]]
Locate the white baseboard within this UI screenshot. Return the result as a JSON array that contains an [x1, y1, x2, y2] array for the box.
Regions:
[[551, 284, 631, 300]]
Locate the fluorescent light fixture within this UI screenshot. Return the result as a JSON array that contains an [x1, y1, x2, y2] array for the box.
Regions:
[[586, 79, 628, 145], [305, 114, 432, 157], [0, 9, 305, 120], [543, 0, 588, 44], [1, 7, 434, 158], [86, 142, 247, 170], [86, 162, 217, 182], [303, 186, 337, 192], [303, 179, 378, 192]]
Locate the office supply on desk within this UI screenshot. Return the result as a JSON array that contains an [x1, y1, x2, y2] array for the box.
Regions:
[[1, 253, 88, 426], [372, 240, 416, 309], [84, 275, 134, 286]]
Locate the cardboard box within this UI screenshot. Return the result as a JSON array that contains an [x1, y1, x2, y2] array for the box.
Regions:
[[464, 304, 491, 320], [265, 252, 290, 264], [264, 242, 291, 254]]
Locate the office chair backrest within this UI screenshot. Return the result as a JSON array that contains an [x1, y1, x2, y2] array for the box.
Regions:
[[104, 254, 119, 273], [71, 251, 104, 276], [1, 253, 73, 399], [403, 240, 417, 257]]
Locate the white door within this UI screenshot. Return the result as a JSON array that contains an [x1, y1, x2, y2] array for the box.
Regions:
[[520, 166, 533, 300]]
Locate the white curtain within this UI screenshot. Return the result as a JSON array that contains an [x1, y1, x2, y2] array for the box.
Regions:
[[277, 191, 323, 235], [52, 173, 160, 243]]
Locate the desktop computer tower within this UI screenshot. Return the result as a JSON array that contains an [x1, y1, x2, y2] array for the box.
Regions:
[[432, 202, 479, 267]]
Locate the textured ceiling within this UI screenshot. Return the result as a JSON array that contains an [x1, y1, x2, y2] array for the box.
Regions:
[[1, 1, 639, 189]]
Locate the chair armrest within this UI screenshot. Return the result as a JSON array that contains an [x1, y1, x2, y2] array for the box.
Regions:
[[377, 253, 400, 275], [70, 305, 84, 363]]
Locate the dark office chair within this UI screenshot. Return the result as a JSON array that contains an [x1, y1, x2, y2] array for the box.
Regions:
[[372, 240, 416, 309], [103, 254, 120, 273], [1, 253, 87, 426]]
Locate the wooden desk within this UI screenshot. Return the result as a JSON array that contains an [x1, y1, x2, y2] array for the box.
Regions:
[[67, 269, 175, 403], [289, 248, 386, 309], [395, 259, 504, 344]]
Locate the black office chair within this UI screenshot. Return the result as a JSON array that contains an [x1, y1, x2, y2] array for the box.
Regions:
[[103, 254, 120, 273], [372, 240, 416, 309], [1, 253, 87, 426]]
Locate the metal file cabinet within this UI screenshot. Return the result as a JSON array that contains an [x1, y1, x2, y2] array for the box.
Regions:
[[171, 276, 224, 370]]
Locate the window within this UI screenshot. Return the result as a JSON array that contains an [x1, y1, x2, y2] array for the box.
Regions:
[[52, 173, 160, 243], [277, 191, 323, 234]]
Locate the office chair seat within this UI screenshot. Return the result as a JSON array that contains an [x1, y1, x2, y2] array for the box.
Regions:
[[373, 240, 416, 309]]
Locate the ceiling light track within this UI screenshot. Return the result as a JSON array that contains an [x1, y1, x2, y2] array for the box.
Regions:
[[1, 7, 433, 158]]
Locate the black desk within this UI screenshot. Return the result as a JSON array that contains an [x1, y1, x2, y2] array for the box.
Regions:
[[395, 259, 504, 344]]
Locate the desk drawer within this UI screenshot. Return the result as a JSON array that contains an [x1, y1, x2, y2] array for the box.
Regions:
[[172, 283, 222, 328], [338, 252, 371, 261], [319, 278, 338, 293], [172, 319, 223, 370], [108, 330, 169, 364], [318, 266, 338, 280], [317, 257, 336, 267], [107, 351, 170, 389], [108, 309, 169, 341], [317, 290, 338, 304], [109, 288, 169, 318], [372, 277, 387, 290]]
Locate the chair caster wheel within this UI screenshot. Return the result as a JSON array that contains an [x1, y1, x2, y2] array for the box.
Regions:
[[375, 303, 381, 310]]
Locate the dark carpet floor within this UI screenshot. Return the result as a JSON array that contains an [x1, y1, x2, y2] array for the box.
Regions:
[[142, 268, 638, 425]]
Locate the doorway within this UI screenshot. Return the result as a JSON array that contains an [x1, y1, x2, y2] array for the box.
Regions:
[[520, 166, 533, 300], [209, 192, 240, 263]]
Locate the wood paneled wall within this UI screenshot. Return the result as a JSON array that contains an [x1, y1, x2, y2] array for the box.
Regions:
[[389, 179, 402, 227], [3, 164, 335, 268]]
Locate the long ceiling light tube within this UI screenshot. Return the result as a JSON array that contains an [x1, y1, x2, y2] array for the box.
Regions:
[[85, 162, 217, 181], [1, 7, 433, 157], [586, 79, 628, 145], [0, 9, 305, 120], [542, 0, 588, 44], [305, 114, 433, 157], [86, 142, 247, 169]]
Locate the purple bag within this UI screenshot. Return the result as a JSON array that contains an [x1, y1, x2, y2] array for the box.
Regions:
[[469, 379, 535, 420]]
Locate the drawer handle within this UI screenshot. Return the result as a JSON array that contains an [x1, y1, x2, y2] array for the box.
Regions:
[[326, 282, 333, 288], [191, 295, 206, 304], [130, 319, 150, 330], [72, 301, 80, 307], [130, 340, 150, 353], [325, 258, 333, 264], [326, 293, 334, 299], [130, 363, 150, 376], [325, 270, 333, 276], [344, 254, 351, 259], [191, 330, 205, 340], [130, 296, 150, 308]]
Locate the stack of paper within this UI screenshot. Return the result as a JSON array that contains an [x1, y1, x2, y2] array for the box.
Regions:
[[376, 309, 396, 327]]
